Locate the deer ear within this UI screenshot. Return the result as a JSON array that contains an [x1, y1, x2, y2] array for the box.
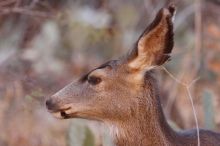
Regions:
[[126, 4, 176, 72]]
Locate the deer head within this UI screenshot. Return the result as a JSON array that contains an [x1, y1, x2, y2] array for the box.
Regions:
[[46, 4, 175, 127]]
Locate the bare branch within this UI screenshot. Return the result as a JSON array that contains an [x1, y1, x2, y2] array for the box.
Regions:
[[161, 66, 200, 146]]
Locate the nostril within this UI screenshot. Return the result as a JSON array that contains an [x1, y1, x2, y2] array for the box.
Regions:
[[46, 98, 56, 110]]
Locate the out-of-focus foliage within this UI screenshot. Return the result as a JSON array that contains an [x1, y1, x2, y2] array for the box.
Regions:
[[0, 0, 220, 146]]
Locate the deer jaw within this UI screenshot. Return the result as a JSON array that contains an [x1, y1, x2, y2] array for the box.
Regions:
[[47, 69, 177, 145]]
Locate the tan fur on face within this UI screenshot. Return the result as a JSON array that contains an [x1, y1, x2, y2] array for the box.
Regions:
[[88, 68, 108, 78]]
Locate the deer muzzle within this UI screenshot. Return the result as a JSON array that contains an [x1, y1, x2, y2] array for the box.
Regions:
[[45, 97, 75, 119]]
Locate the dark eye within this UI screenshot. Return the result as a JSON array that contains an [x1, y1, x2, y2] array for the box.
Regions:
[[87, 76, 102, 85]]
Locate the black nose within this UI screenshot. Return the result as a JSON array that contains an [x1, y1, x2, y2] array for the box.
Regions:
[[46, 98, 58, 111]]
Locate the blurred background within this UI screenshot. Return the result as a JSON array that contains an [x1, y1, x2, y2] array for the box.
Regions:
[[0, 0, 220, 146]]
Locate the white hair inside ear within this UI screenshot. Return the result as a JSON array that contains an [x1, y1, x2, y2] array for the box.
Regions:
[[171, 9, 176, 23]]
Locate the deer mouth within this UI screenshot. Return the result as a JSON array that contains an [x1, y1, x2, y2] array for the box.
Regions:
[[60, 110, 73, 119], [48, 107, 76, 119]]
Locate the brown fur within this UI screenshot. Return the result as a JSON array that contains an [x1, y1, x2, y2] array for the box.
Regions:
[[127, 4, 175, 68], [46, 4, 220, 146]]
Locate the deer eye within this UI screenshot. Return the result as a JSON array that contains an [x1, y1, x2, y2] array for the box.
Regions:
[[87, 76, 102, 85]]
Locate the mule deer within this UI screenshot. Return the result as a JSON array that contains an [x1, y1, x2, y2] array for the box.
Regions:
[[46, 4, 220, 146]]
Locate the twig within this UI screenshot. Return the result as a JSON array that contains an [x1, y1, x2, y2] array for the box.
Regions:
[[188, 77, 200, 88], [186, 86, 200, 146], [161, 66, 200, 146], [161, 66, 187, 86], [165, 72, 184, 117]]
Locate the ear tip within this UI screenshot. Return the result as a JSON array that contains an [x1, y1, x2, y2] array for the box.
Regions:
[[167, 4, 176, 16], [159, 4, 176, 19]]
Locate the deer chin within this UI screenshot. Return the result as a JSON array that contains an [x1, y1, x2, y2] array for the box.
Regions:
[[51, 111, 64, 119]]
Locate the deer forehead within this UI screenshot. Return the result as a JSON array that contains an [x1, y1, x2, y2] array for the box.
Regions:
[[89, 68, 107, 77]]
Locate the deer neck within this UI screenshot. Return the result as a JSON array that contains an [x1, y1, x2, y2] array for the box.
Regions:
[[108, 101, 177, 146], [108, 77, 181, 146]]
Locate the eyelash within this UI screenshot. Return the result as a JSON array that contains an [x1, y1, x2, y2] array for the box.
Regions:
[[87, 76, 102, 85]]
